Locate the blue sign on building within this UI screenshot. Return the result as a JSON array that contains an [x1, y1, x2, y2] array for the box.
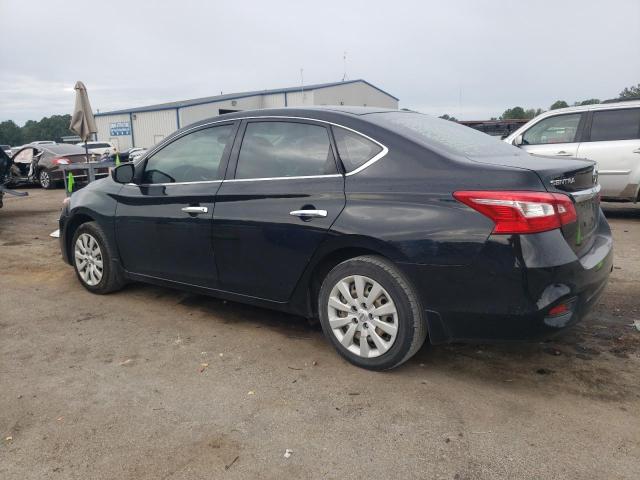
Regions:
[[110, 121, 131, 136]]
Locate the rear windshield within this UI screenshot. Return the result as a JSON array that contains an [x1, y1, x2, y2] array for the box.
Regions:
[[366, 111, 522, 158], [86, 142, 112, 148], [45, 144, 88, 155]]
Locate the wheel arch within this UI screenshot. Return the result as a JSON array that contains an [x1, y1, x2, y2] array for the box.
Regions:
[[64, 212, 96, 262], [289, 235, 407, 319]]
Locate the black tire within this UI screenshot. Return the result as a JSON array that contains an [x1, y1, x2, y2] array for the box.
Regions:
[[318, 255, 427, 370], [39, 169, 56, 189], [71, 221, 126, 294]]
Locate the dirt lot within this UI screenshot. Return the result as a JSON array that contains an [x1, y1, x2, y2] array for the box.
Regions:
[[1, 188, 639, 480]]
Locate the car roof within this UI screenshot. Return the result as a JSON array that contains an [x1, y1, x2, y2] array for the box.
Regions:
[[184, 106, 400, 129], [541, 99, 640, 115]]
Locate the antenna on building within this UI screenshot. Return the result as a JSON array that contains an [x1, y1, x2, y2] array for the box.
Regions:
[[342, 51, 348, 82]]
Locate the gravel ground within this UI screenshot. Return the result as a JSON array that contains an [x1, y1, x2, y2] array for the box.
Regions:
[[1, 187, 639, 480]]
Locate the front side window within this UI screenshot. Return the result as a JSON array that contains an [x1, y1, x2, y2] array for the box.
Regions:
[[13, 148, 34, 164], [522, 114, 582, 145], [589, 108, 640, 142], [235, 121, 336, 179], [333, 127, 382, 172], [142, 124, 233, 184]]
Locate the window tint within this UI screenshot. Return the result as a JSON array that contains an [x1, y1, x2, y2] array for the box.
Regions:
[[142, 125, 233, 184], [236, 122, 336, 179], [589, 109, 640, 142], [522, 114, 581, 145], [333, 127, 382, 172]]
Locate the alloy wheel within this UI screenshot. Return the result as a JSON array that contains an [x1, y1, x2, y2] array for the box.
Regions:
[[39, 170, 50, 188], [74, 233, 104, 286], [327, 275, 398, 358]]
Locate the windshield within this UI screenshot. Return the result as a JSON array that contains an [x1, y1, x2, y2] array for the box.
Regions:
[[366, 111, 523, 158]]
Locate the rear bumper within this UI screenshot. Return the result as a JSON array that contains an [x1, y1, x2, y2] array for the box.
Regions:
[[399, 211, 613, 344]]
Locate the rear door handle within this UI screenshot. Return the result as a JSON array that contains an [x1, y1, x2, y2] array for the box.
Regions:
[[181, 206, 208, 214], [633, 148, 640, 154], [289, 209, 327, 218], [555, 151, 573, 156]]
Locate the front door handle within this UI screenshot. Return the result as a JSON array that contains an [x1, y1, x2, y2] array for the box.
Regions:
[[181, 206, 208, 214], [289, 209, 327, 218], [633, 148, 640, 154], [555, 151, 573, 156]]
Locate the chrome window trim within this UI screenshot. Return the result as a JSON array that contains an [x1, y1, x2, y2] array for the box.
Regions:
[[225, 174, 342, 183], [140, 115, 389, 181], [126, 179, 223, 187]]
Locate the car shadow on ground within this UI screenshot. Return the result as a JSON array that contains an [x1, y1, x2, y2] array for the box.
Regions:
[[121, 281, 640, 402]]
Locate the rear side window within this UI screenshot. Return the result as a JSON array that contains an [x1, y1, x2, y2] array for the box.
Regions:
[[235, 121, 336, 179], [333, 127, 382, 172], [142, 124, 233, 184], [522, 114, 582, 145], [589, 109, 640, 142]]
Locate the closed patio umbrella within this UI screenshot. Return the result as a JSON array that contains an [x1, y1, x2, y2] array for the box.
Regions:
[[69, 81, 98, 187]]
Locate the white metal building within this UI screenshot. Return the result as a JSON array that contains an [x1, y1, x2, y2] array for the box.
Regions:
[[94, 79, 399, 150]]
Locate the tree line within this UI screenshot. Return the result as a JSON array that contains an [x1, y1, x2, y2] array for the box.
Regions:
[[0, 114, 72, 147], [440, 83, 640, 122]]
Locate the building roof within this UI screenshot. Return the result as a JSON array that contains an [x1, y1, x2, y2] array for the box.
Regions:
[[95, 79, 399, 117]]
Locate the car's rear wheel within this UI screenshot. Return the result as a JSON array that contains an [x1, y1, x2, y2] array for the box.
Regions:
[[72, 222, 125, 294], [318, 255, 427, 370], [39, 169, 55, 189]]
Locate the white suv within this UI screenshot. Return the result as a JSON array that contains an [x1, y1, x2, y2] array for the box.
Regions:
[[76, 141, 117, 156], [504, 100, 640, 201]]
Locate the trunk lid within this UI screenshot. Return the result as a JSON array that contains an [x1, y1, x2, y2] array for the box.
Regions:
[[469, 152, 599, 255]]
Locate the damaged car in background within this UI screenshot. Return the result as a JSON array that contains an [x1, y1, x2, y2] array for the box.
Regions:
[[8, 143, 109, 189], [0, 148, 28, 208]]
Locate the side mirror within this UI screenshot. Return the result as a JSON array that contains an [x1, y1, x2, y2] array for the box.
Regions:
[[513, 134, 523, 146], [112, 163, 135, 184]]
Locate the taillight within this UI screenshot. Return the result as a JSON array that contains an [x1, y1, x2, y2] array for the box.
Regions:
[[52, 157, 70, 165], [453, 190, 577, 234]]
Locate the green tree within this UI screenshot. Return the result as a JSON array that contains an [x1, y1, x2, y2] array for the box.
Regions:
[[550, 100, 569, 110], [0, 120, 23, 146], [13, 114, 73, 144], [574, 99, 600, 106], [439, 114, 458, 122], [501, 106, 527, 119], [619, 83, 640, 99]]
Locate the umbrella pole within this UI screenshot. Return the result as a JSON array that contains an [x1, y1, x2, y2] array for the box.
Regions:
[[84, 141, 95, 183]]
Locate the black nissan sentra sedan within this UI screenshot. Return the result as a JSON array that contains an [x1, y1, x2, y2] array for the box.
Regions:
[[58, 107, 612, 370]]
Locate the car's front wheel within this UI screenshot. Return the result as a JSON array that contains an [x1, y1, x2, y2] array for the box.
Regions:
[[71, 222, 125, 294], [318, 255, 427, 370]]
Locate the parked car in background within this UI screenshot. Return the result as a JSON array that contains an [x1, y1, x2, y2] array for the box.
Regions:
[[505, 99, 640, 202], [128, 147, 147, 162], [59, 107, 611, 370], [76, 141, 117, 156], [9, 143, 109, 189]]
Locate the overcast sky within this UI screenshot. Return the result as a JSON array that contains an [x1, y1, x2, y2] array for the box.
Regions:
[[1, 0, 638, 124]]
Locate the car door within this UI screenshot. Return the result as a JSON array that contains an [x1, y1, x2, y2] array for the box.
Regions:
[[213, 119, 346, 302], [519, 112, 585, 158], [577, 107, 640, 199], [114, 122, 238, 287]]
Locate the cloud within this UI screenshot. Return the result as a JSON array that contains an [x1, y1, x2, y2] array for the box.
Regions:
[[1, 0, 639, 124]]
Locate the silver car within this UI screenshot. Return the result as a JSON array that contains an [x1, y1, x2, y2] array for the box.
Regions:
[[504, 99, 640, 201]]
